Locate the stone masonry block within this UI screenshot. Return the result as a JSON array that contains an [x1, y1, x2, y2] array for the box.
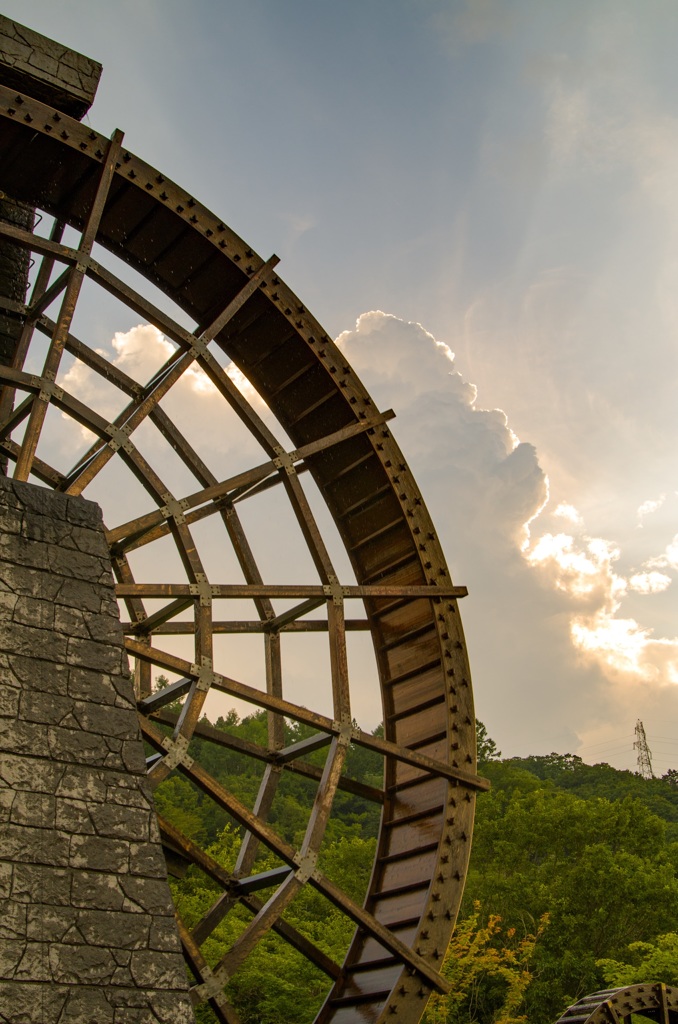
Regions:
[[55, 796, 95, 834], [49, 942, 117, 984], [150, 991, 197, 1024], [11, 864, 72, 906], [121, 739, 147, 774], [47, 724, 120, 767], [0, 788, 12, 820], [0, 941, 28, 980], [90, 802, 150, 841], [54, 602, 89, 638], [0, 681, 19, 716], [0, 982, 69, 1024], [20, 689, 73, 725], [120, 876, 176, 917], [56, 764, 107, 802], [69, 834, 130, 872], [0, 861, 11, 899], [66, 635, 125, 675], [129, 948, 189, 989], [0, 900, 26, 939], [72, 700, 137, 739], [9, 653, 69, 695], [3, 823, 70, 866], [13, 594, 55, 629], [149, 916, 183, 952], [10, 790, 56, 828], [26, 903, 78, 942], [128, 842, 169, 879], [75, 909, 151, 949], [0, 560, 61, 600], [14, 941, 52, 982], [105, 775, 153, 809], [0, 717, 48, 755], [67, 665, 119, 705], [0, 620, 67, 660], [55, 576, 103, 613], [57, 986, 114, 1024], [71, 870, 125, 912]]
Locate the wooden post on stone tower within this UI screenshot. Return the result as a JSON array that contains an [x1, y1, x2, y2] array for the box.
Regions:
[[0, 17, 101, 470]]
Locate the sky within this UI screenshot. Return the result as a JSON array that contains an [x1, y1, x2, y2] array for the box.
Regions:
[[11, 0, 678, 773]]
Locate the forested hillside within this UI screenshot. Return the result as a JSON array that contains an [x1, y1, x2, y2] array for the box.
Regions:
[[154, 708, 678, 1024]]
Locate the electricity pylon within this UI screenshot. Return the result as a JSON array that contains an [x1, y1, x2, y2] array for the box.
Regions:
[[634, 719, 654, 779]]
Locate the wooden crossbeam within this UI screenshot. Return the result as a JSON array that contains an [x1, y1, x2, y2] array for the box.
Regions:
[[117, 582, 467, 599], [131, 640, 486, 791]]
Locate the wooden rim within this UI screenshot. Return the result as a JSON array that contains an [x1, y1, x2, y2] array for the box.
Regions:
[[0, 83, 481, 1024]]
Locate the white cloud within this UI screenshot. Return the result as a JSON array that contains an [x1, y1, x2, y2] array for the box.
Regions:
[[628, 572, 672, 595], [526, 531, 625, 604], [337, 311, 547, 550], [554, 502, 583, 525], [664, 535, 678, 570], [637, 495, 665, 528], [525, 515, 678, 685], [60, 324, 265, 462]]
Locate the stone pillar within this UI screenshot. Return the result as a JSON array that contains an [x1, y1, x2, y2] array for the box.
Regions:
[[0, 478, 195, 1024]]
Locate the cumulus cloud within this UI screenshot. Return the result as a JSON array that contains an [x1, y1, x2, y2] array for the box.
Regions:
[[59, 324, 264, 468], [628, 572, 672, 595], [525, 504, 678, 686], [337, 311, 547, 549], [553, 503, 583, 525], [337, 311, 678, 755], [526, 531, 626, 605]]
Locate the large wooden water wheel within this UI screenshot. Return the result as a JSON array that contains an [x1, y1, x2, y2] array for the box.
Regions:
[[555, 984, 678, 1023], [0, 81, 486, 1023]]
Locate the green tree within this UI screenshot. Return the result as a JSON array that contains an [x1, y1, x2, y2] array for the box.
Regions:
[[424, 903, 548, 1024], [597, 932, 678, 987], [476, 721, 502, 765]]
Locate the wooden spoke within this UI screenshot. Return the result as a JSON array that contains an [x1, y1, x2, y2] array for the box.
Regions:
[[123, 618, 370, 634], [61, 255, 280, 496], [158, 815, 341, 980], [0, 219, 66, 425], [130, 639, 486, 791], [0, 392, 33, 441], [104, 409, 394, 550], [175, 915, 241, 1024], [148, 720, 447, 996], [149, 710, 383, 803], [14, 130, 124, 481]]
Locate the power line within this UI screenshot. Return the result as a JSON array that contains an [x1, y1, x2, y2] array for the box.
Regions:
[[578, 735, 634, 750]]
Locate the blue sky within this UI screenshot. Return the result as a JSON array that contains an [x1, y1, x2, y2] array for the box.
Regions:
[[12, 0, 678, 772]]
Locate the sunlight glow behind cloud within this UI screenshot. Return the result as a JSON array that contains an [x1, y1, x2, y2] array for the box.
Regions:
[[338, 311, 678, 703]]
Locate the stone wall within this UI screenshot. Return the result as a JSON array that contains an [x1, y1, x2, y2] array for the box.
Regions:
[[0, 478, 195, 1024]]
